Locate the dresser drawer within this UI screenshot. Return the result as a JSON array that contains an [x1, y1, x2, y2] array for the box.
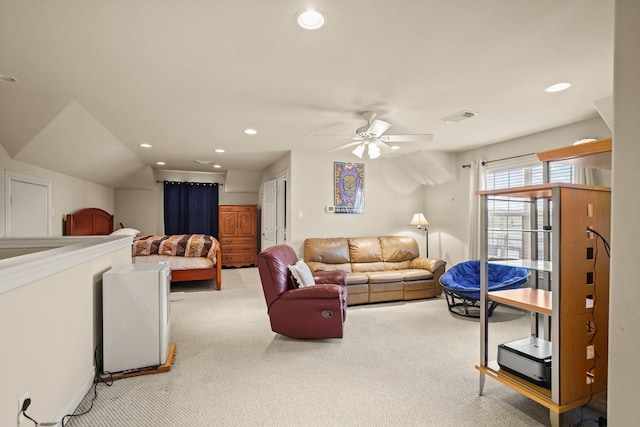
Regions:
[[219, 237, 255, 246], [223, 244, 256, 254], [221, 253, 256, 267]]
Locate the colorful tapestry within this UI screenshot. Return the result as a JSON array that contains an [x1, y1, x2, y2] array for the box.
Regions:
[[334, 162, 364, 214]]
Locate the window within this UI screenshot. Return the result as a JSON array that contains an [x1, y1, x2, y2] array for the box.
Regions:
[[485, 162, 574, 261]]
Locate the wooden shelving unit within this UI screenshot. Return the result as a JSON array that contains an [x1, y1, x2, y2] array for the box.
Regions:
[[477, 181, 611, 426]]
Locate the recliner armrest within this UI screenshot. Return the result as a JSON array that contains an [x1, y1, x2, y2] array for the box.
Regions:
[[313, 270, 347, 286], [280, 284, 345, 299]]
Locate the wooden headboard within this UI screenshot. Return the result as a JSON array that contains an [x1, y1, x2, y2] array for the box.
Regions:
[[64, 208, 114, 236]]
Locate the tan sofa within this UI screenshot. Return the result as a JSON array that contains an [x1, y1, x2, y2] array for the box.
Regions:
[[303, 236, 446, 305]]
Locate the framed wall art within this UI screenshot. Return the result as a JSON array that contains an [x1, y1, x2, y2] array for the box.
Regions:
[[334, 162, 364, 214]]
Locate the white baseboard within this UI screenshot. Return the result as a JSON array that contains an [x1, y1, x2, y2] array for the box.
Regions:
[[49, 368, 95, 426]]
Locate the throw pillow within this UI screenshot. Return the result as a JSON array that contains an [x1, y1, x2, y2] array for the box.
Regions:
[[110, 227, 141, 236], [288, 259, 316, 288]]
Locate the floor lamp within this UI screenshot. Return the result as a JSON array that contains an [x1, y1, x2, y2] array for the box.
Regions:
[[409, 213, 430, 258]]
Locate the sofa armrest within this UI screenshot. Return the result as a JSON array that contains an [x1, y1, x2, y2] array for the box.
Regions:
[[411, 257, 447, 296], [280, 284, 345, 300], [410, 257, 446, 273], [313, 270, 347, 286]]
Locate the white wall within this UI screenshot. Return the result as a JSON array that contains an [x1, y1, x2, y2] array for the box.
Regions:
[[0, 144, 114, 237], [424, 116, 612, 268], [609, 1, 640, 424], [286, 150, 427, 256]]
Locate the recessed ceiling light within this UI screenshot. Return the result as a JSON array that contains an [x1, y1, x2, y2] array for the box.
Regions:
[[215, 149, 225, 153], [213, 164, 222, 169], [0, 74, 17, 83], [244, 128, 257, 135], [390, 146, 400, 150], [296, 10, 325, 30], [156, 161, 166, 166], [544, 82, 572, 93], [139, 143, 152, 148]]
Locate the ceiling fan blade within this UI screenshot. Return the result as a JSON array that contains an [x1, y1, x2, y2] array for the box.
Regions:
[[366, 119, 392, 137], [329, 140, 364, 152], [374, 141, 394, 153], [380, 134, 433, 143]]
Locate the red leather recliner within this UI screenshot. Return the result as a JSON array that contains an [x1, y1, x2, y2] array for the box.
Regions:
[[257, 244, 348, 339]]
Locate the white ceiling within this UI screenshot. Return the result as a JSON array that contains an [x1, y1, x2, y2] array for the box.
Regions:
[[0, 1, 614, 186]]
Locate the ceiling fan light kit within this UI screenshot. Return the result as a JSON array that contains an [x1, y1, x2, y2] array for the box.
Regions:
[[326, 111, 433, 159]]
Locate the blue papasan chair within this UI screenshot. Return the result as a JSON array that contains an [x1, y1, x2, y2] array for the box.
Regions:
[[439, 260, 530, 317]]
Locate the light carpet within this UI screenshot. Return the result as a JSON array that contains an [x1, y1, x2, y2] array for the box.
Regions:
[[66, 268, 603, 426]]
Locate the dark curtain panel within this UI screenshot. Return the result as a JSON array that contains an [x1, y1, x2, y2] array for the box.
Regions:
[[164, 181, 219, 237]]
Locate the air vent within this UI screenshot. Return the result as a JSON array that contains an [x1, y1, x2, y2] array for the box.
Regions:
[[441, 110, 478, 124]]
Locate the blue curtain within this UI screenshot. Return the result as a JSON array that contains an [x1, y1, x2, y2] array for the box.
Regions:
[[163, 181, 219, 236]]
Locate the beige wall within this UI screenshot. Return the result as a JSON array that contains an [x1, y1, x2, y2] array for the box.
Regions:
[[114, 169, 259, 235], [0, 144, 114, 237], [286, 150, 427, 256], [424, 115, 612, 268], [0, 243, 131, 426], [609, 0, 640, 424]]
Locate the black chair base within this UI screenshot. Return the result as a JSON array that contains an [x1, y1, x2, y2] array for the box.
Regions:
[[444, 290, 499, 318]]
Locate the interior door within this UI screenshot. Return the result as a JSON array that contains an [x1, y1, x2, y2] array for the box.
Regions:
[[261, 179, 277, 250], [276, 172, 287, 244], [5, 171, 51, 237]]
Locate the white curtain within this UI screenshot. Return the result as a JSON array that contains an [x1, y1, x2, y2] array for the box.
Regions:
[[575, 166, 596, 185], [467, 159, 486, 259]]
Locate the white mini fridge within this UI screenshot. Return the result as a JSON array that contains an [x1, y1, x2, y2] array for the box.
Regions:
[[102, 262, 171, 373]]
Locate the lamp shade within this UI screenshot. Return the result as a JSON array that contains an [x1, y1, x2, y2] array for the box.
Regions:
[[409, 213, 429, 226]]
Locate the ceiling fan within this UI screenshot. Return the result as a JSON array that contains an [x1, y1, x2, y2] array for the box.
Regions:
[[325, 111, 433, 159]]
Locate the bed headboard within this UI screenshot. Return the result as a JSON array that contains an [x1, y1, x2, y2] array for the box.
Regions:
[[64, 208, 114, 236]]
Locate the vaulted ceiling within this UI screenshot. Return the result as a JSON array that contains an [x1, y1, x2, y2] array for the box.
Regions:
[[0, 1, 614, 187]]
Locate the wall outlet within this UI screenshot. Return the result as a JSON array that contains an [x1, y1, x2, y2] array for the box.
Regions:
[[18, 393, 30, 426]]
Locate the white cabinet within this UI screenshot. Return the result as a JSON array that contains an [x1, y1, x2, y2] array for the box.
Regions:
[[102, 262, 171, 373]]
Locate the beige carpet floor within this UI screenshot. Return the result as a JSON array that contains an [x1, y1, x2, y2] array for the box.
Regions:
[[65, 267, 604, 426]]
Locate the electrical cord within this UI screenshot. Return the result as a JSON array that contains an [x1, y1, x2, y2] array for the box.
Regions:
[[20, 398, 38, 426], [573, 228, 610, 427], [586, 228, 611, 257], [61, 346, 113, 426]]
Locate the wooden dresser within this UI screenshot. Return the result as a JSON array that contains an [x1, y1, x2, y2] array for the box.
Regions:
[[218, 205, 257, 267]]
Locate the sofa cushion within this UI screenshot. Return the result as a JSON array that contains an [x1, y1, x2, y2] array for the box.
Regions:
[[383, 260, 412, 271], [366, 270, 404, 284], [348, 237, 383, 263], [346, 272, 369, 285], [305, 237, 350, 263], [402, 269, 434, 281], [307, 261, 353, 273], [379, 235, 419, 262], [352, 261, 385, 273]]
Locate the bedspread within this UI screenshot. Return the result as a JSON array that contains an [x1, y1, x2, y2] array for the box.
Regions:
[[133, 234, 220, 260]]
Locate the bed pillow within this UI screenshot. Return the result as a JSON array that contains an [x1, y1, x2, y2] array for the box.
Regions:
[[287, 259, 316, 288], [110, 227, 141, 236]]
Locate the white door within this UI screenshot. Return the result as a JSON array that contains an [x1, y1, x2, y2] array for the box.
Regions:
[[276, 171, 287, 244], [261, 179, 277, 250], [5, 171, 51, 237]]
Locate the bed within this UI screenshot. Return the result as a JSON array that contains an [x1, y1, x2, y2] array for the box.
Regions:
[[64, 207, 222, 290]]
